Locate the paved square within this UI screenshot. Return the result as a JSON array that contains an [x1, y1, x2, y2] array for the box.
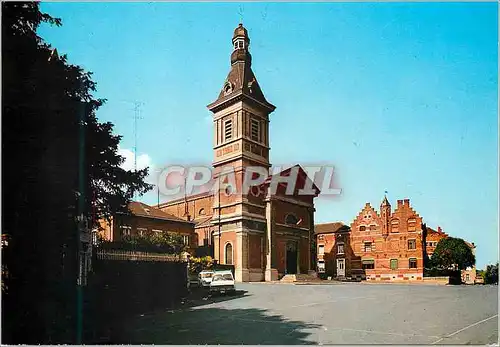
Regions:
[[124, 283, 498, 344]]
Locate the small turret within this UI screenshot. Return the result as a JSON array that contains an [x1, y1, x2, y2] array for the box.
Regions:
[[380, 195, 391, 235]]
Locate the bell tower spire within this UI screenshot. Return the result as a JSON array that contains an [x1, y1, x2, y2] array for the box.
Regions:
[[207, 24, 276, 282]]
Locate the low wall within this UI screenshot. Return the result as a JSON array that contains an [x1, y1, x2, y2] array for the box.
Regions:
[[423, 276, 450, 285]]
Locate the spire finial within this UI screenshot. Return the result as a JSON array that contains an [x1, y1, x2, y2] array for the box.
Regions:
[[238, 4, 244, 25]]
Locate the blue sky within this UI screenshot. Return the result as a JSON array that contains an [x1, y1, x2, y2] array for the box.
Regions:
[[39, 2, 498, 268]]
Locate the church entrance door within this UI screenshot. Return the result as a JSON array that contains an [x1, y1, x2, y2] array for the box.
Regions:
[[286, 241, 298, 274]]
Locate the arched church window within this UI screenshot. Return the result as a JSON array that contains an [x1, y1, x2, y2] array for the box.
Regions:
[[225, 243, 233, 265], [285, 214, 299, 225]]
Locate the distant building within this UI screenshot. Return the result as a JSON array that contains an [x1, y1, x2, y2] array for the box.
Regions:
[[98, 201, 197, 251], [461, 241, 476, 284], [316, 196, 477, 283]]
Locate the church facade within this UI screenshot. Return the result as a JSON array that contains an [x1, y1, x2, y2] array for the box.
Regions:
[[160, 24, 319, 282]]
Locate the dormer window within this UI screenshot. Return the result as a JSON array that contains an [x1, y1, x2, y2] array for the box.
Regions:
[[223, 81, 233, 96], [234, 39, 245, 50]]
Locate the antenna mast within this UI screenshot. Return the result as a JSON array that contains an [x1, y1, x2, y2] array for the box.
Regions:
[[130, 101, 144, 200], [132, 101, 144, 174]]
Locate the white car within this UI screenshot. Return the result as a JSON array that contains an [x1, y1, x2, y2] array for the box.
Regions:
[[198, 270, 214, 288], [209, 270, 236, 294]]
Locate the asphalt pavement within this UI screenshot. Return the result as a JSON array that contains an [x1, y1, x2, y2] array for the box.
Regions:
[[122, 282, 499, 344]]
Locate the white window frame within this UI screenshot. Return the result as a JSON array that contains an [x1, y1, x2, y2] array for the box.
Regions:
[[183, 235, 189, 246], [120, 225, 131, 237], [137, 227, 147, 237], [337, 243, 344, 255], [409, 258, 418, 269], [317, 260, 325, 273], [152, 229, 163, 237], [408, 239, 417, 250], [364, 242, 372, 252], [318, 244, 325, 255]]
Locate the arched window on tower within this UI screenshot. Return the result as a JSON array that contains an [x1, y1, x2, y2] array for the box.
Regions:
[[225, 243, 233, 265]]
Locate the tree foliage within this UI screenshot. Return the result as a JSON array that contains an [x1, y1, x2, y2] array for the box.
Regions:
[[430, 237, 475, 271], [99, 232, 187, 255], [484, 263, 498, 284], [2, 2, 152, 343], [188, 256, 215, 274]]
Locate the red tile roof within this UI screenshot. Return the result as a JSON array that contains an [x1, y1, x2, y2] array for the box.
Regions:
[[315, 222, 348, 235], [194, 216, 213, 228], [262, 164, 321, 196], [127, 201, 193, 224]]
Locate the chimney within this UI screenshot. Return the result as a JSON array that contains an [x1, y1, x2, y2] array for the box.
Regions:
[[397, 199, 403, 208], [437, 226, 442, 233], [403, 199, 410, 206], [472, 242, 475, 247]]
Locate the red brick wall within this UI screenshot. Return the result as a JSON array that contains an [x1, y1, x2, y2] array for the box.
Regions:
[[249, 234, 263, 269], [161, 194, 214, 222], [348, 198, 424, 280], [219, 231, 237, 265]]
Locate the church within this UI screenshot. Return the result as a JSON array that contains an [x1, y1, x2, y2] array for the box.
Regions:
[[159, 24, 320, 282]]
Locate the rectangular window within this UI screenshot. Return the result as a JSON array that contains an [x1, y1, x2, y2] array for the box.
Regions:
[[317, 261, 325, 273], [408, 219, 416, 232], [137, 227, 147, 237], [364, 242, 372, 252], [408, 239, 416, 250], [318, 235, 324, 241], [466, 274, 470, 281], [318, 245, 325, 255], [337, 243, 344, 255], [390, 259, 398, 270], [362, 260, 375, 270], [409, 258, 417, 269], [251, 118, 260, 142], [120, 226, 131, 237], [183, 235, 189, 246], [152, 229, 163, 237], [224, 119, 232, 141]]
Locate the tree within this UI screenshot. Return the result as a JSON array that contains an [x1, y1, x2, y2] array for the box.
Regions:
[[484, 263, 498, 284], [430, 237, 475, 271], [2, 2, 152, 343]]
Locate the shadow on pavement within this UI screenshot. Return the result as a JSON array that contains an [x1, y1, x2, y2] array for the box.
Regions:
[[118, 306, 322, 345], [183, 288, 249, 308]]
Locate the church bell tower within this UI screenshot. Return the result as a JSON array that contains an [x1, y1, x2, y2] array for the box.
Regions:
[[207, 24, 276, 282]]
